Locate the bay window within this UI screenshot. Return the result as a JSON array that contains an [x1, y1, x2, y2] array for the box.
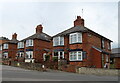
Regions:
[[17, 52, 24, 58], [3, 52, 8, 58], [25, 51, 33, 59], [69, 32, 82, 44], [26, 39, 33, 47], [53, 36, 64, 46], [69, 51, 82, 61], [18, 42, 24, 48], [53, 51, 64, 59], [3, 44, 8, 49]]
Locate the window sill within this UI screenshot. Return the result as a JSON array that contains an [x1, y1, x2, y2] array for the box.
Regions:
[[3, 48, 8, 50], [53, 45, 64, 47], [26, 46, 34, 47], [18, 48, 24, 49], [69, 42, 82, 45], [69, 60, 83, 62]]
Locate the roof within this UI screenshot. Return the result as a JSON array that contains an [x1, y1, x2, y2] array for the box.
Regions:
[[53, 26, 112, 42], [0, 37, 9, 40], [53, 26, 88, 37], [92, 46, 111, 55], [4, 39, 18, 44], [22, 32, 51, 42], [111, 53, 120, 58], [112, 48, 120, 54]]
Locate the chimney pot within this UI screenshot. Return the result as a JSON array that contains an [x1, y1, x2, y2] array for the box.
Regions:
[[12, 33, 17, 40], [36, 24, 43, 33], [74, 16, 84, 27]]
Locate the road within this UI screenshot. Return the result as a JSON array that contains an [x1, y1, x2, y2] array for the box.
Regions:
[[1, 65, 119, 81]]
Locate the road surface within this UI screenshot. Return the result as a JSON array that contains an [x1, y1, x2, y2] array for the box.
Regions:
[[1, 65, 119, 81]]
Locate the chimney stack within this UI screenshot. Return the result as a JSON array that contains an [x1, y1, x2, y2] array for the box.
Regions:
[[74, 16, 84, 27], [12, 33, 17, 40], [36, 24, 43, 33]]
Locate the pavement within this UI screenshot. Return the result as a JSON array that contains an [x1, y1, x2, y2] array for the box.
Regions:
[[1, 65, 119, 81]]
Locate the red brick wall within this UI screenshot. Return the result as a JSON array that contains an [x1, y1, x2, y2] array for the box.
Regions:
[[52, 31, 111, 68], [33, 39, 52, 63], [115, 58, 120, 69], [3, 43, 17, 60]]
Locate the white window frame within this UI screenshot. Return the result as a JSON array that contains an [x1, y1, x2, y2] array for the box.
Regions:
[[108, 42, 111, 50], [53, 51, 64, 59], [3, 44, 8, 49], [26, 39, 33, 47], [18, 42, 24, 48], [106, 55, 109, 62], [3, 52, 8, 58], [102, 39, 105, 48], [17, 52, 24, 57], [69, 32, 82, 44], [53, 36, 64, 46], [25, 51, 33, 59], [0, 45, 2, 51], [69, 51, 82, 61]]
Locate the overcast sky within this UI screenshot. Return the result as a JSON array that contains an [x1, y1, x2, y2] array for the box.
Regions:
[[0, 1, 118, 48]]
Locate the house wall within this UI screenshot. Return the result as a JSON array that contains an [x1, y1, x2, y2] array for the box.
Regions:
[[114, 58, 120, 69], [3, 43, 17, 60], [52, 31, 111, 68], [33, 39, 52, 63]]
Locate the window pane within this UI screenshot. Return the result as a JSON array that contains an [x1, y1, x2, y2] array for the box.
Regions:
[[78, 33, 82, 42], [78, 52, 82, 60]]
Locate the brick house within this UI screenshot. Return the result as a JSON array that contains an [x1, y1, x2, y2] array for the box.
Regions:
[[0, 37, 9, 60], [52, 16, 112, 68], [17, 25, 52, 63], [111, 48, 120, 69], [2, 33, 18, 61]]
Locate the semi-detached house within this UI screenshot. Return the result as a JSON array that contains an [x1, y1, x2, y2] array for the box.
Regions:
[[52, 16, 112, 68], [17, 25, 52, 63]]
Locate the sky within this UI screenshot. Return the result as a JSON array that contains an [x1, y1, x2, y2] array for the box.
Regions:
[[0, 1, 119, 48]]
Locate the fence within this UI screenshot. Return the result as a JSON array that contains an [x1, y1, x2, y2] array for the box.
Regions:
[[77, 67, 119, 76]]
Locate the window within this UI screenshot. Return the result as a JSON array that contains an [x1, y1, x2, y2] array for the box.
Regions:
[[17, 52, 24, 58], [106, 55, 109, 62], [69, 51, 82, 61], [25, 51, 33, 59], [26, 39, 33, 47], [0, 46, 1, 50], [3, 52, 8, 58], [108, 42, 111, 50], [3, 44, 8, 49], [53, 36, 64, 46], [102, 39, 105, 49], [53, 51, 64, 59], [18, 42, 24, 48], [69, 32, 82, 44]]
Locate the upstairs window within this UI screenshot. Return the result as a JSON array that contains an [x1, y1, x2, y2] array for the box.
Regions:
[[69, 51, 82, 61], [18, 42, 24, 48], [69, 32, 82, 44], [108, 42, 111, 50], [3, 44, 8, 49], [102, 39, 105, 49], [53, 36, 64, 46], [26, 39, 33, 47]]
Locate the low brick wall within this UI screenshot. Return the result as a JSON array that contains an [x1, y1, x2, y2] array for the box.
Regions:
[[77, 67, 119, 76], [11, 61, 43, 71]]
